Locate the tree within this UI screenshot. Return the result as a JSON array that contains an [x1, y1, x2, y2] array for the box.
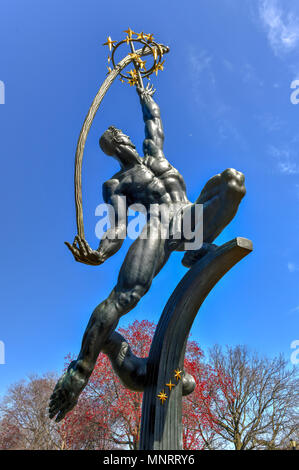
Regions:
[[198, 345, 299, 450], [0, 416, 25, 450], [0, 373, 63, 450], [60, 320, 223, 450], [182, 341, 234, 449]]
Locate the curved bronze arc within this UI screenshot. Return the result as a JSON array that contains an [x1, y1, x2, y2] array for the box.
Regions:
[[74, 44, 170, 238], [139, 237, 253, 450]]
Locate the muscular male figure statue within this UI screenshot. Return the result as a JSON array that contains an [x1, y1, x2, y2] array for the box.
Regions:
[[49, 84, 246, 422]]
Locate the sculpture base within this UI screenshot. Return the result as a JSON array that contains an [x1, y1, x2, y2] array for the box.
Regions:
[[139, 237, 253, 450]]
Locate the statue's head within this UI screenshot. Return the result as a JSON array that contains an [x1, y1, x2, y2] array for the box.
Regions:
[[99, 126, 139, 165]]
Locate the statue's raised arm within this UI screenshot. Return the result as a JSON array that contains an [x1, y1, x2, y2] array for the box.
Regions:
[[137, 83, 165, 159]]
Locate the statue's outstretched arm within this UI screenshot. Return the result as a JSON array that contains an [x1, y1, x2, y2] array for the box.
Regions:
[[65, 179, 126, 266], [137, 84, 165, 158]]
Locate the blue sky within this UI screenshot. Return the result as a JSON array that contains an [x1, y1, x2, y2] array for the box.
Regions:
[[0, 0, 298, 396]]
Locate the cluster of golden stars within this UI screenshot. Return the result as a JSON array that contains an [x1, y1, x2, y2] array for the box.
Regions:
[[123, 28, 154, 43], [102, 29, 165, 86], [157, 369, 183, 405]]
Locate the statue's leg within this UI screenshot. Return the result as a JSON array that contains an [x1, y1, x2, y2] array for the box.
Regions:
[[178, 168, 246, 266], [49, 217, 168, 422], [197, 168, 246, 243], [102, 329, 196, 396]]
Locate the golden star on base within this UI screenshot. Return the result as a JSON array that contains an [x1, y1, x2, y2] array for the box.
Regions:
[[174, 369, 182, 381], [166, 380, 175, 391], [157, 390, 168, 404]]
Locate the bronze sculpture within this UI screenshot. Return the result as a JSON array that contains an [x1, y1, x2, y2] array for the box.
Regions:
[[49, 31, 252, 450]]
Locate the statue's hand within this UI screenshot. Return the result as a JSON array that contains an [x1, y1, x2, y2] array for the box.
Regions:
[[65, 236, 105, 266], [136, 83, 156, 99]]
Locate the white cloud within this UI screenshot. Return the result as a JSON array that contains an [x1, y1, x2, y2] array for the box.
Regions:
[[188, 49, 216, 88], [259, 0, 299, 55], [256, 113, 285, 132], [268, 145, 299, 175], [288, 262, 299, 273], [187, 49, 245, 146], [278, 160, 299, 175]]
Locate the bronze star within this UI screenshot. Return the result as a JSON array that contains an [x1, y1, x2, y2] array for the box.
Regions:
[[127, 76, 138, 86], [137, 32, 146, 41], [157, 60, 165, 71], [124, 27, 135, 38], [129, 52, 139, 60], [128, 69, 138, 79], [153, 63, 160, 76], [103, 36, 117, 51], [145, 33, 154, 42], [157, 43, 164, 57], [137, 58, 146, 70]]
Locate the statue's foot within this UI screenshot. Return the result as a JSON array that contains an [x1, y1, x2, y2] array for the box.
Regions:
[[182, 372, 196, 396], [182, 242, 218, 268], [103, 331, 196, 396], [49, 360, 88, 422]]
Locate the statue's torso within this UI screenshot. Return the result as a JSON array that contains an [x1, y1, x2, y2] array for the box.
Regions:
[[114, 156, 189, 207]]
